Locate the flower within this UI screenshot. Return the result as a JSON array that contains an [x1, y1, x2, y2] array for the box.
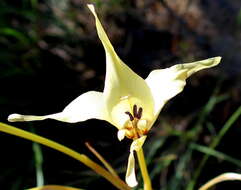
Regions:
[[8, 4, 221, 187]]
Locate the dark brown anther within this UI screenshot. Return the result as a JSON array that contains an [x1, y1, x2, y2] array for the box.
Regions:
[[136, 107, 143, 119], [125, 111, 134, 121], [133, 104, 138, 118]]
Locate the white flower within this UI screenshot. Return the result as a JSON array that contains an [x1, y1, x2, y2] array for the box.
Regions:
[[8, 4, 221, 187]]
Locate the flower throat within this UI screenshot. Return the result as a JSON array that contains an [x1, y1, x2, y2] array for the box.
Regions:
[[124, 105, 148, 139]]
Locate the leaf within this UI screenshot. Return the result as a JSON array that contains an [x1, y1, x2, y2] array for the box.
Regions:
[[28, 185, 84, 190]]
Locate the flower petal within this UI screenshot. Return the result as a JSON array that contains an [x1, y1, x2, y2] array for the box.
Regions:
[[117, 129, 126, 141], [130, 136, 147, 152], [125, 151, 138, 187], [145, 57, 221, 121], [8, 91, 111, 123], [87, 4, 155, 129], [125, 136, 147, 187]]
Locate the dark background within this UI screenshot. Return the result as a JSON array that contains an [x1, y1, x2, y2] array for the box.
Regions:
[[0, 0, 241, 189]]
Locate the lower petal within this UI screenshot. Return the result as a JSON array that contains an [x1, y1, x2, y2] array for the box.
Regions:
[[125, 136, 147, 187], [130, 136, 147, 152], [8, 91, 111, 124], [125, 151, 138, 187]]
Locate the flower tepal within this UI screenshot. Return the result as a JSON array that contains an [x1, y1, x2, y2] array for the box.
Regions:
[[8, 3, 221, 188]]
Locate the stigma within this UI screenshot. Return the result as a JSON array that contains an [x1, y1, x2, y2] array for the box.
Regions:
[[123, 104, 149, 140]]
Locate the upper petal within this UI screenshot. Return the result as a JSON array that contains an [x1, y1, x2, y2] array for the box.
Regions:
[[88, 4, 155, 129], [145, 57, 221, 120], [8, 91, 111, 124]]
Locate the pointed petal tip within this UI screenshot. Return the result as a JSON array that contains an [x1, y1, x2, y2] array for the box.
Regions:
[[7, 113, 47, 122], [87, 4, 95, 14], [8, 114, 24, 122], [87, 4, 93, 9], [211, 56, 222, 66]]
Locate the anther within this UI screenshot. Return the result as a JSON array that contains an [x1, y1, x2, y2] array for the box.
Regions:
[[125, 111, 134, 121], [133, 104, 138, 118], [137, 107, 143, 119]]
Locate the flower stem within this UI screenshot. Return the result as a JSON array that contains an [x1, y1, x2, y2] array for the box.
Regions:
[[136, 147, 152, 190], [85, 142, 119, 178], [0, 122, 130, 190], [32, 142, 44, 187]]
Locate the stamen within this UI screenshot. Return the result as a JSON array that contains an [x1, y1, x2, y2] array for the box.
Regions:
[[136, 107, 143, 119], [125, 111, 134, 121], [133, 105, 138, 118], [124, 106, 148, 139]]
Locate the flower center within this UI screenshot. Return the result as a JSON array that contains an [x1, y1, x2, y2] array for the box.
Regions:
[[123, 104, 149, 139]]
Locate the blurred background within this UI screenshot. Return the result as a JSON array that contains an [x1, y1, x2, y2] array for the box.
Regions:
[[0, 0, 241, 189]]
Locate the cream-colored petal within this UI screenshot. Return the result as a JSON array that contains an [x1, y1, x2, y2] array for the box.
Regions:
[[8, 91, 111, 124], [137, 119, 148, 131], [88, 4, 155, 129], [125, 151, 138, 187], [180, 56, 221, 77], [145, 57, 221, 121], [125, 136, 147, 187], [130, 136, 147, 152], [117, 129, 126, 141]]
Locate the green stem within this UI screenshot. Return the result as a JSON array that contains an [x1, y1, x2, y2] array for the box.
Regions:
[[136, 148, 152, 190], [0, 122, 130, 190], [32, 142, 44, 187], [85, 142, 119, 178]]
